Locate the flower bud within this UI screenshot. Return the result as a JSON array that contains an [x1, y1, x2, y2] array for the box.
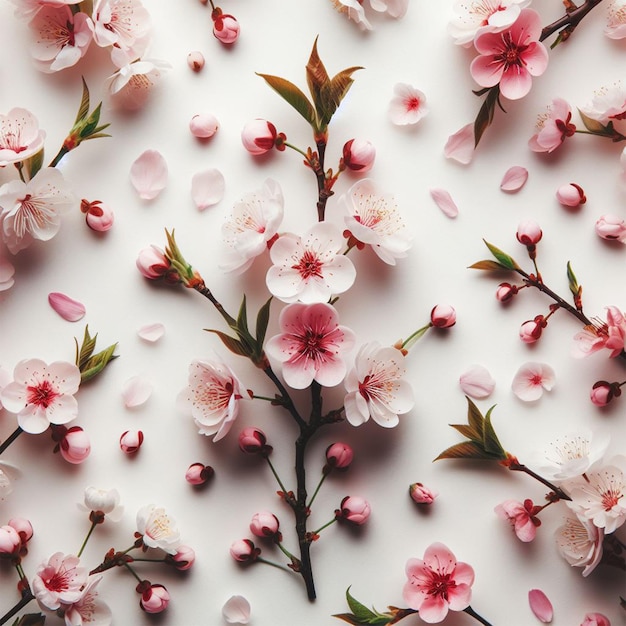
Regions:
[[212, 10, 240, 45], [0, 525, 21, 556], [516, 220, 542, 245], [139, 583, 170, 613], [241, 119, 282, 155], [325, 442, 353, 470], [60, 426, 91, 464], [84, 487, 120, 515], [187, 51, 205, 72], [136, 245, 173, 280], [189, 113, 219, 139], [337, 496, 371, 525], [185, 463, 214, 485], [7, 518, 33, 545], [229, 538, 259, 563], [496, 282, 518, 303], [120, 430, 144, 454], [430, 304, 456, 328], [167, 545, 195, 570], [342, 139, 376, 173], [595, 214, 626, 243], [519, 317, 544, 344], [249, 511, 280, 539], [590, 381, 620, 407], [556, 183, 586, 207], [86, 205, 114, 232], [409, 482, 438, 505], [580, 613, 611, 626], [238, 427, 270, 455]]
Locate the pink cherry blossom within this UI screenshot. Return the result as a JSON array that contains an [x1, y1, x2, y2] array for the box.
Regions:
[[222, 595, 251, 625], [581, 613, 611, 626], [337, 496, 370, 525], [92, 0, 150, 50], [555, 513, 604, 576], [130, 150, 168, 200], [119, 429, 143, 453], [60, 426, 91, 464], [459, 364, 496, 399], [136, 504, 181, 554], [516, 220, 542, 245], [266, 223, 356, 304], [63, 574, 112, 626], [176, 356, 245, 441], [48, 292, 86, 322], [528, 588, 553, 623], [329, 0, 372, 31], [238, 427, 270, 455], [0, 359, 80, 434], [212, 10, 239, 44], [0, 108, 46, 166], [529, 98, 576, 153], [344, 341, 414, 428], [590, 381, 616, 407], [388, 83, 428, 126], [136, 245, 176, 281], [403, 542, 474, 623], [342, 139, 376, 173], [579, 84, 626, 137], [82, 199, 114, 232], [0, 525, 21, 556], [139, 584, 169, 614], [606, 0, 626, 39], [265, 302, 355, 389], [340, 178, 412, 265], [556, 183, 586, 207], [511, 361, 555, 401], [107, 58, 171, 111], [495, 499, 540, 542], [595, 214, 626, 242], [8, 517, 33, 545], [168, 545, 196, 571], [32, 552, 87, 610], [185, 463, 213, 485], [250, 511, 280, 538], [470, 9, 548, 100], [444, 123, 475, 164], [572, 306, 626, 358], [409, 483, 438, 505], [519, 317, 544, 343], [431, 304, 456, 328]]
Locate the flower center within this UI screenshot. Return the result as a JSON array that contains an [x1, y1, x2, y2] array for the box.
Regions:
[[292, 250, 324, 280], [496, 33, 527, 69], [147, 513, 174, 540], [26, 379, 59, 409], [601, 488, 621, 511], [13, 194, 57, 238], [426, 571, 455, 601], [44, 566, 71, 593], [404, 96, 421, 112]]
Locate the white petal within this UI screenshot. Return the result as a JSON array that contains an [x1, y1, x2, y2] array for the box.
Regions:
[[459, 365, 495, 399], [528, 589, 553, 623], [500, 166, 529, 192], [430, 188, 459, 218], [130, 150, 168, 200], [191, 168, 225, 210], [137, 323, 165, 343], [121, 376, 153, 408], [48, 292, 86, 322], [222, 595, 251, 624]]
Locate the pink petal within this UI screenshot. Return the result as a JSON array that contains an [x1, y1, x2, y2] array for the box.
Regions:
[[500, 166, 529, 192], [137, 323, 165, 343], [430, 188, 459, 218], [444, 123, 474, 164], [122, 375, 153, 408], [222, 595, 250, 624], [130, 149, 168, 200], [48, 292, 86, 322], [0, 258, 15, 291], [459, 365, 495, 399], [191, 168, 225, 210], [529, 589, 553, 623]]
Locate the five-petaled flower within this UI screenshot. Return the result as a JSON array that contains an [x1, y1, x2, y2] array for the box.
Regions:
[[63, 574, 112, 626], [572, 306, 626, 359], [511, 361, 555, 402], [388, 83, 429, 126], [495, 498, 541, 542], [136, 504, 181, 554], [0, 108, 46, 166], [529, 98, 576, 153], [554, 513, 605, 577], [32, 552, 88, 610]]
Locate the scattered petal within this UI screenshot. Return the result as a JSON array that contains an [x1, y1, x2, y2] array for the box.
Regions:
[[222, 595, 251, 624], [122, 375, 153, 408], [191, 168, 225, 210], [528, 589, 553, 623], [459, 364, 496, 399], [430, 188, 459, 218], [444, 123, 474, 164], [130, 150, 168, 200], [48, 292, 86, 322], [500, 166, 528, 192], [0, 258, 15, 292], [137, 323, 165, 343], [512, 362, 555, 402]]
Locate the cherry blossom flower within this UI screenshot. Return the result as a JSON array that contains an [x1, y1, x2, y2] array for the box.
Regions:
[[519, 317, 544, 343], [529, 98, 576, 153], [431, 304, 456, 328], [0, 167, 75, 254], [0, 525, 21, 556], [92, 0, 150, 50], [579, 84, 626, 137], [241, 119, 283, 155], [119, 429, 143, 453], [266, 223, 356, 304], [495, 499, 540, 542], [32, 552, 87, 610], [337, 495, 370, 525], [340, 178, 412, 265], [136, 245, 176, 281], [63, 574, 112, 626], [0, 359, 81, 434], [556, 183, 586, 207], [167, 545, 196, 571], [403, 542, 474, 623], [7, 517, 33, 546], [572, 306, 626, 359], [238, 427, 270, 455], [176, 356, 245, 441], [81, 199, 114, 232], [581, 613, 611, 626], [368, 0, 408, 18], [344, 341, 414, 428], [326, 442, 353, 470], [444, 123, 475, 164], [388, 83, 429, 126], [511, 362, 555, 402], [107, 57, 171, 111], [554, 513, 604, 576], [528, 589, 553, 624], [136, 504, 181, 554], [220, 178, 284, 274], [0, 108, 46, 166], [229, 539, 259, 563], [329, 0, 372, 31], [606, 0, 626, 38], [470, 9, 549, 100], [590, 381, 617, 407], [595, 214, 626, 242], [82, 487, 123, 521], [185, 463, 214, 485], [222, 595, 251, 625], [448, 0, 531, 47], [265, 302, 355, 389], [139, 584, 169, 613]]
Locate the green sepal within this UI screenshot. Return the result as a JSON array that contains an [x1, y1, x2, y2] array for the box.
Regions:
[[468, 260, 512, 272], [206, 330, 249, 358], [483, 240, 520, 271], [578, 109, 606, 134], [256, 73, 316, 128], [566, 260, 583, 308]]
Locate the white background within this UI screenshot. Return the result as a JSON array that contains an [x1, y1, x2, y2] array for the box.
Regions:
[[0, 1, 625, 625]]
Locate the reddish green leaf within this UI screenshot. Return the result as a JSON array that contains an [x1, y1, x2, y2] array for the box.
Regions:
[[257, 73, 316, 127], [468, 260, 512, 271]]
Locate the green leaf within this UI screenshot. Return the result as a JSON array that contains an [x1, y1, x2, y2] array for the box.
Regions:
[[75, 77, 91, 124], [255, 296, 272, 348], [434, 441, 493, 461], [257, 73, 317, 127], [80, 343, 119, 383], [482, 406, 506, 458], [318, 66, 362, 127], [566, 260, 582, 308], [236, 295, 249, 335], [24, 148, 44, 180], [468, 260, 512, 271], [473, 86, 500, 148], [75, 326, 97, 370], [306, 37, 330, 123], [449, 423, 482, 443], [333, 589, 392, 625], [483, 240, 520, 270], [206, 330, 249, 358], [466, 396, 485, 436], [577, 109, 606, 134]]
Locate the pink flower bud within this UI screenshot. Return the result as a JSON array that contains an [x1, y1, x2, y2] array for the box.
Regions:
[[556, 183, 586, 207], [590, 381, 620, 407], [120, 430, 144, 454], [136, 245, 172, 280], [187, 51, 205, 72], [325, 442, 353, 470], [0, 525, 21, 556], [60, 426, 91, 464], [189, 113, 219, 139], [86, 205, 114, 232], [139, 583, 170, 614], [409, 482, 438, 505], [496, 282, 518, 303], [241, 119, 282, 155], [337, 496, 371, 525], [167, 545, 195, 570], [249, 511, 280, 538], [516, 220, 542, 245], [185, 463, 214, 485], [8, 518, 33, 545], [342, 139, 376, 173], [430, 304, 456, 328], [519, 317, 544, 344], [212, 10, 240, 45], [238, 427, 270, 455], [580, 613, 611, 626], [229, 538, 259, 563], [595, 214, 626, 243]]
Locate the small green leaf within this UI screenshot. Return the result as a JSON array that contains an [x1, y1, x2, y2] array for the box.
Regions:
[[206, 330, 249, 358], [236, 295, 249, 334], [473, 86, 500, 148], [483, 240, 520, 270], [257, 73, 317, 127], [75, 77, 91, 124], [24, 148, 44, 180], [306, 37, 330, 122], [80, 344, 118, 383], [566, 261, 582, 309], [482, 406, 507, 459], [75, 325, 97, 370], [318, 66, 362, 127], [577, 109, 606, 134], [466, 396, 485, 436], [468, 260, 512, 271], [449, 423, 482, 443], [255, 296, 272, 348], [434, 441, 493, 461]]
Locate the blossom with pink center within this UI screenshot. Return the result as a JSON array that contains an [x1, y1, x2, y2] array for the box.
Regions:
[[529, 98, 576, 153], [344, 341, 414, 428], [92, 0, 150, 50], [266, 223, 356, 304], [0, 167, 75, 254], [595, 214, 626, 243], [32, 552, 87, 610], [136, 504, 181, 554], [470, 9, 548, 100], [63, 574, 112, 626], [139, 584, 169, 614], [0, 359, 80, 435], [106, 56, 171, 111], [265, 302, 355, 389], [177, 356, 245, 441], [388, 83, 428, 126], [572, 306, 626, 359], [329, 0, 372, 31], [495, 498, 540, 542], [340, 178, 412, 265], [554, 513, 604, 576], [0, 108, 46, 166], [403, 542, 475, 623], [511, 361, 555, 402], [579, 84, 626, 137], [606, 0, 626, 38], [337, 495, 370, 525]]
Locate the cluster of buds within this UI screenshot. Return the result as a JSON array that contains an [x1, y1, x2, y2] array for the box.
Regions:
[[0, 518, 33, 561]]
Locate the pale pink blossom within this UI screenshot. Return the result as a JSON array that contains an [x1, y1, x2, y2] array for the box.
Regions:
[[555, 513, 604, 576], [107, 58, 171, 111], [229, 539, 259, 563], [0, 108, 46, 166], [265, 302, 355, 389], [266, 223, 356, 304], [189, 113, 219, 139], [136, 504, 181, 554], [470, 9, 549, 100], [344, 341, 414, 428], [222, 595, 251, 624], [119, 429, 143, 453], [581, 613, 611, 626], [606, 0, 626, 39], [337, 495, 370, 525], [250, 511, 280, 538], [0, 167, 75, 254], [176, 356, 245, 441], [92, 0, 150, 50], [409, 483, 438, 505], [516, 220, 542, 245], [459, 364, 495, 399], [187, 51, 205, 72], [444, 123, 475, 164], [48, 292, 86, 322], [0, 359, 80, 434], [121, 375, 153, 408], [388, 83, 428, 126], [572, 306, 626, 359], [595, 214, 626, 242], [82, 487, 123, 521], [191, 169, 224, 210], [60, 426, 91, 464], [403, 542, 474, 623], [326, 442, 353, 469], [220, 178, 284, 274], [329, 0, 372, 30], [129, 150, 168, 200], [63, 574, 112, 626], [241, 119, 282, 155], [495, 499, 540, 542], [342, 139, 376, 173], [340, 178, 412, 265], [529, 98, 576, 153], [500, 166, 528, 192], [32, 552, 87, 610], [212, 10, 239, 44], [528, 589, 553, 623], [139, 584, 169, 614], [556, 183, 586, 207], [580, 84, 626, 137], [368, 0, 408, 18], [430, 188, 459, 218], [137, 323, 165, 342], [431, 304, 456, 328], [511, 361, 555, 401]]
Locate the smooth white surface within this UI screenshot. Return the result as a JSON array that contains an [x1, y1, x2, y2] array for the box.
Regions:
[[0, 2, 625, 625]]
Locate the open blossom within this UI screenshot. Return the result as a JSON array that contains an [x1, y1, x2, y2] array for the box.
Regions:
[[344, 342, 414, 428], [0, 359, 81, 435], [92, 0, 150, 50], [606, 0, 626, 38], [340, 178, 411, 265], [529, 98, 576, 153], [265, 302, 355, 389], [470, 9, 548, 100], [63, 574, 112, 626], [403, 542, 474, 623], [495, 499, 540, 542], [511, 362, 555, 402], [572, 306, 626, 358], [32, 552, 87, 610], [177, 357, 245, 442], [0, 108, 46, 166], [555, 513, 604, 576], [136, 504, 181, 554], [329, 0, 372, 30], [580, 84, 626, 137], [266, 223, 356, 304], [388, 83, 429, 126]]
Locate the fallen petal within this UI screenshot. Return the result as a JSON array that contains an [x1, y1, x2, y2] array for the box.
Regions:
[[191, 168, 225, 210], [130, 150, 168, 200], [122, 376, 153, 408], [501, 166, 529, 192], [222, 595, 251, 624], [430, 188, 459, 218], [48, 292, 86, 322], [0, 257, 15, 291], [529, 589, 553, 623], [137, 323, 165, 343], [459, 364, 495, 399], [444, 123, 474, 164]]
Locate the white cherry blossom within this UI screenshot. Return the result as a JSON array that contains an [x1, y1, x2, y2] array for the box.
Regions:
[[136, 504, 181, 554]]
